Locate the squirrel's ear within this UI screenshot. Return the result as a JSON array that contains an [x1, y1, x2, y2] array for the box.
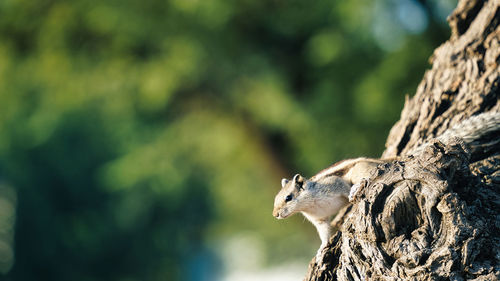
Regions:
[[293, 174, 304, 189], [281, 178, 289, 188]]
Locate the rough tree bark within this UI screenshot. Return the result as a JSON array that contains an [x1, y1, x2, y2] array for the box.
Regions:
[[305, 0, 500, 280]]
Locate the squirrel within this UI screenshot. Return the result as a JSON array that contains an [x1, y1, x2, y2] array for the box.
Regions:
[[272, 111, 500, 261]]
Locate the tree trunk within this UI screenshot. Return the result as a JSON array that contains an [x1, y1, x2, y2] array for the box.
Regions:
[[304, 0, 500, 280]]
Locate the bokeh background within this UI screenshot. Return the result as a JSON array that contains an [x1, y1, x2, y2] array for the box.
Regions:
[[0, 0, 455, 280]]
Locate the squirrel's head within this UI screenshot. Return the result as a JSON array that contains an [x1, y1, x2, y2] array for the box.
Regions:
[[272, 174, 307, 219]]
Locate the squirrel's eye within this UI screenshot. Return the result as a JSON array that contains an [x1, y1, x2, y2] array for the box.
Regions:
[[285, 194, 293, 202]]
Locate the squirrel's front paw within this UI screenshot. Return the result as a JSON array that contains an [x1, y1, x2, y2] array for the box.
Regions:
[[315, 244, 327, 263], [315, 250, 324, 263]]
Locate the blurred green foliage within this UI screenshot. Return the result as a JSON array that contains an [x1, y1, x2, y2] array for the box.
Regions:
[[0, 0, 453, 280]]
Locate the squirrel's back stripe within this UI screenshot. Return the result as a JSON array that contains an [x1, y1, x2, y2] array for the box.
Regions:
[[311, 157, 383, 181]]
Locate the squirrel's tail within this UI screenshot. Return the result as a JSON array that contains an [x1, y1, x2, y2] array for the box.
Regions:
[[437, 111, 500, 145], [409, 111, 500, 156]]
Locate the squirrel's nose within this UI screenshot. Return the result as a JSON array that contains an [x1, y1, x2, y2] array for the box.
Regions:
[[272, 210, 280, 218]]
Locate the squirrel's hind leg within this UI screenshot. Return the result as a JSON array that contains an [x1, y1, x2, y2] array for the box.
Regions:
[[349, 178, 369, 202]]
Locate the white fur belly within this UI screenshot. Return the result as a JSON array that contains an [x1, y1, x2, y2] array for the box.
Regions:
[[303, 195, 348, 220]]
